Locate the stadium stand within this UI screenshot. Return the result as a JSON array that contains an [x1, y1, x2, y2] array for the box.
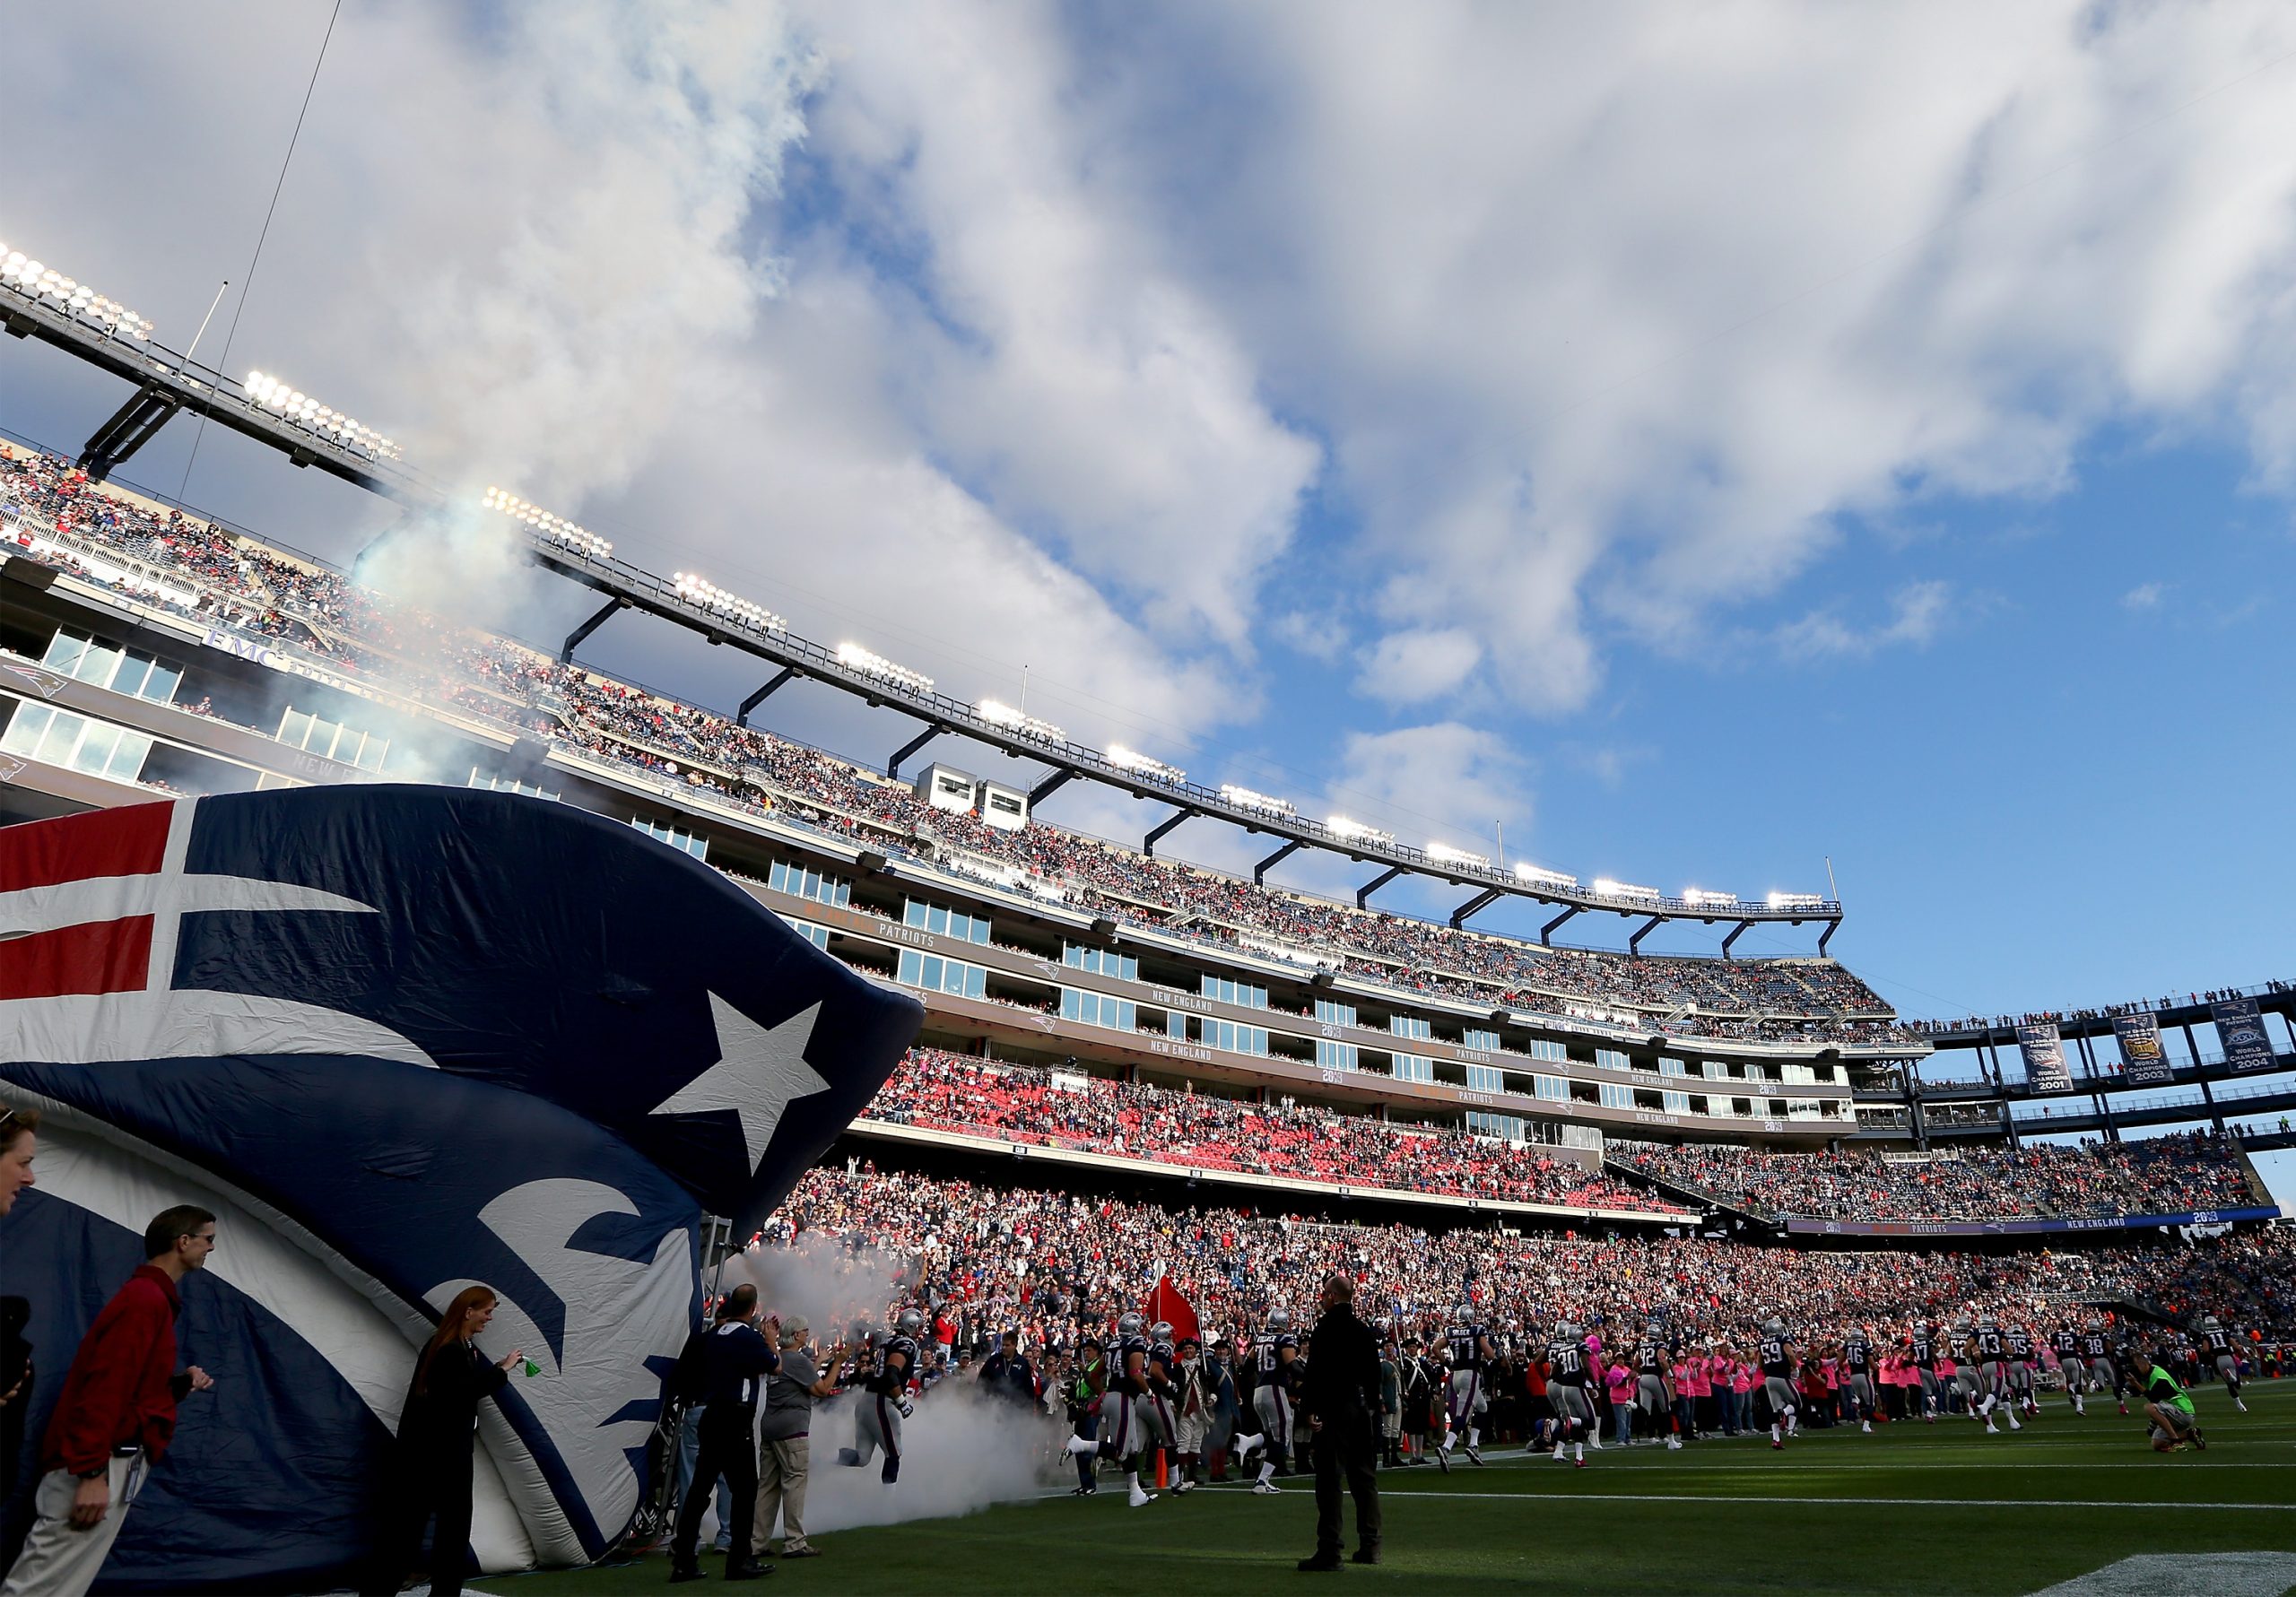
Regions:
[[765, 1164, 2296, 1340], [0, 445, 1903, 1047], [862, 1048, 1681, 1213], [1608, 1133, 2260, 1222]]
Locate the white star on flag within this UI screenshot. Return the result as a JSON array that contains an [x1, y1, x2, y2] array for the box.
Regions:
[[650, 994, 828, 1173]]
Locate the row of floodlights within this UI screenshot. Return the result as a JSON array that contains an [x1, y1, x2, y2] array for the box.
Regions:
[[674, 570, 786, 634], [834, 640, 935, 696], [243, 372, 400, 461], [978, 699, 1064, 744], [0, 245, 152, 342], [483, 488, 613, 560]]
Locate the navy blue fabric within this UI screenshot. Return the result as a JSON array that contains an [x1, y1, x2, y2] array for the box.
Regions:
[[0, 787, 923, 1589], [0, 1192, 394, 1594], [172, 786, 923, 1228]]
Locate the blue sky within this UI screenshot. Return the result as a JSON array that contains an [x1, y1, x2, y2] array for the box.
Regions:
[[4, 2, 2294, 1187]]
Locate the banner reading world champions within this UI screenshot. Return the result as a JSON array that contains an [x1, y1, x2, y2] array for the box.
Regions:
[[2213, 997, 2279, 1073], [2111, 1012, 2176, 1087], [2017, 1020, 2074, 1093]]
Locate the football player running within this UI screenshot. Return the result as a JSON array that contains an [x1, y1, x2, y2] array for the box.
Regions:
[[1757, 1317, 1797, 1450], [1441, 1303, 1493, 1466], [1635, 1320, 1682, 1451], [1840, 1324, 1878, 1435], [1545, 1321, 1596, 1469], [836, 1309, 920, 1484], [2198, 1315, 2248, 1411]]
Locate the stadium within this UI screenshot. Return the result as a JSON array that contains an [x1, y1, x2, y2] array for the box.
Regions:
[[4, 8, 2296, 1597]]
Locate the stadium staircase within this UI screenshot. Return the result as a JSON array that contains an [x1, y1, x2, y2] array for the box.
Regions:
[[1602, 1158, 1777, 1223]]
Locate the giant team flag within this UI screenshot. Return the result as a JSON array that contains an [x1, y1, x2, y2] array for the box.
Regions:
[[0, 788, 920, 1593]]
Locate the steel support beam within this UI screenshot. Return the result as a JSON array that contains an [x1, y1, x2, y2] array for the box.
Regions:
[[2184, 1024, 2225, 1135], [1628, 915, 1663, 955], [1030, 768, 1077, 806], [1144, 806, 1194, 857], [885, 725, 943, 780], [736, 666, 797, 726], [1355, 865, 1405, 909], [1540, 906, 1579, 946], [1721, 919, 1753, 959], [81, 385, 183, 482], [559, 597, 627, 663], [1448, 886, 1504, 928], [1817, 919, 1838, 958], [1254, 838, 1306, 884]]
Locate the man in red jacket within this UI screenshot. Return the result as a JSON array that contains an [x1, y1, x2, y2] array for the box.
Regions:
[[0, 1206, 217, 1597]]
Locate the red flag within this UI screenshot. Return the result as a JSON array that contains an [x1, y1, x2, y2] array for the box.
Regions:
[[1146, 1274, 1200, 1348]]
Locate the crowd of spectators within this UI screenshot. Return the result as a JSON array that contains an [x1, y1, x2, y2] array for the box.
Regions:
[[764, 1163, 2296, 1349], [1905, 980, 2293, 1036], [1610, 1133, 2260, 1222], [863, 1048, 1681, 1213]]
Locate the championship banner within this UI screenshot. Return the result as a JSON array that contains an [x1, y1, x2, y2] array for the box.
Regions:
[[2111, 1012, 2175, 1087], [2213, 998, 2279, 1074], [2016, 1020, 2074, 1093]]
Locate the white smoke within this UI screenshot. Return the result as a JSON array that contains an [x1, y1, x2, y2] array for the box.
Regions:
[[707, 1238, 1059, 1536], [804, 1379, 1052, 1534]]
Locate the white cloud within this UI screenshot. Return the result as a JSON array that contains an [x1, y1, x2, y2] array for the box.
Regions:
[[789, 1, 1322, 647], [0, 0, 1273, 752], [1774, 579, 1954, 660], [1320, 722, 1531, 856], [2122, 581, 2168, 611], [1135, 0, 2296, 709], [13, 0, 2296, 769], [1353, 626, 1483, 704]]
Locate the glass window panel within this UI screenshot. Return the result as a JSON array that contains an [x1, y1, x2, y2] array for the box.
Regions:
[[35, 709, 84, 764], [2, 702, 55, 755], [76, 644, 122, 688], [109, 655, 151, 699], [72, 719, 120, 775], [107, 732, 152, 781], [278, 709, 312, 749], [42, 632, 88, 675], [141, 660, 181, 704]]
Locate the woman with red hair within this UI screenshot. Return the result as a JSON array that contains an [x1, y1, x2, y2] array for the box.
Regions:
[[364, 1285, 525, 1597]]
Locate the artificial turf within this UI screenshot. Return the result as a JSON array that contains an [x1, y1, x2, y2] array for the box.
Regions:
[[470, 1381, 2296, 1596]]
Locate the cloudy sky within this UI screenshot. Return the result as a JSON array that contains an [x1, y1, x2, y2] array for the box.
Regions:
[[6, 1, 2296, 1065]]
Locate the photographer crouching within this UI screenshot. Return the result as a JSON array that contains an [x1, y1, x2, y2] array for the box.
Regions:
[[1298, 1273, 1382, 1572]]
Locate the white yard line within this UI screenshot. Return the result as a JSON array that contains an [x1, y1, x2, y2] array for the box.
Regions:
[[1195, 1486, 2296, 1510], [2028, 1552, 2296, 1596]]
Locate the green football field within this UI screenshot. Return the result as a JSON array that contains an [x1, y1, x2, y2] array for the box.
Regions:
[[472, 1381, 2296, 1597]]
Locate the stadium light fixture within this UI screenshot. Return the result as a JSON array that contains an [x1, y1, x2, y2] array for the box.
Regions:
[[0, 245, 153, 343], [1326, 815, 1396, 847], [1427, 841, 1492, 871], [1592, 878, 1660, 901], [1682, 888, 1737, 908], [976, 698, 1065, 744], [1512, 861, 1577, 890], [1106, 743, 1186, 784], [1766, 890, 1826, 909], [834, 641, 935, 696], [482, 487, 613, 560], [244, 369, 400, 461], [673, 570, 787, 634], [1217, 782, 1293, 817]]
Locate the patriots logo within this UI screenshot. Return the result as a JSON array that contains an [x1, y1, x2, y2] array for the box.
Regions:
[[0, 788, 920, 1590]]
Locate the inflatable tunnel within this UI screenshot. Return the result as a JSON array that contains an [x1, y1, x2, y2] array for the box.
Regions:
[[0, 787, 921, 1592]]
